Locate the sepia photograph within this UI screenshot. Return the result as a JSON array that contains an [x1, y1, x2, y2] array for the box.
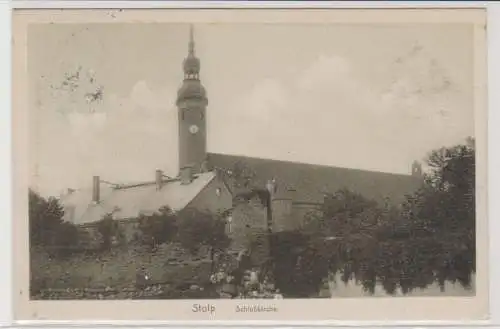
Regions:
[[12, 7, 488, 322]]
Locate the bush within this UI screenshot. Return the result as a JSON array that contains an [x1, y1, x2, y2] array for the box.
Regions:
[[269, 231, 329, 298], [95, 214, 125, 251], [29, 189, 80, 257], [177, 208, 230, 256], [137, 206, 178, 249]]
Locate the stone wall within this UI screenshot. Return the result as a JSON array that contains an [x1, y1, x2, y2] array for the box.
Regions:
[[30, 243, 212, 295], [228, 196, 268, 251]]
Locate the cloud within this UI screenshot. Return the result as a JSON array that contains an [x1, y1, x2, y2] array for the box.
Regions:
[[32, 80, 179, 196], [129, 80, 174, 112], [215, 48, 472, 173], [296, 54, 352, 91], [233, 78, 288, 124], [31, 44, 473, 196]]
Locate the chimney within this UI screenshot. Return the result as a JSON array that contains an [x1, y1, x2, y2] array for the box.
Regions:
[[92, 176, 100, 203], [180, 165, 193, 185], [155, 169, 163, 190]]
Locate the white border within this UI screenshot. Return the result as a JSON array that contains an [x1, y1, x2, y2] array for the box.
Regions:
[[8, 1, 490, 9], [487, 2, 500, 326], [1, 0, 13, 326], [2, 1, 499, 327]]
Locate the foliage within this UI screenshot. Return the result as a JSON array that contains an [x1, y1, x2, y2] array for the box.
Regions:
[[176, 208, 231, 255], [295, 137, 476, 296], [396, 137, 476, 290], [305, 189, 381, 238], [137, 206, 178, 249], [231, 161, 258, 190], [95, 214, 125, 250], [268, 231, 329, 297], [135, 206, 231, 259], [29, 189, 80, 257], [29, 189, 64, 246]]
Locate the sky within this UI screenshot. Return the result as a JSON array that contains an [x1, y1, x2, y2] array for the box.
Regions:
[[27, 23, 475, 197]]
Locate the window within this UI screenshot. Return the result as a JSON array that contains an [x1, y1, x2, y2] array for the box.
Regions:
[[200, 112, 204, 120]]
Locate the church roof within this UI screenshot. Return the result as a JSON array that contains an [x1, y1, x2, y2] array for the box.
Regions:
[[207, 152, 423, 205], [60, 172, 217, 226]]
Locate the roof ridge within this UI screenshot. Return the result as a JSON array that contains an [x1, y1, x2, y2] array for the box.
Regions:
[[208, 152, 413, 177], [115, 172, 215, 190], [64, 172, 215, 194]]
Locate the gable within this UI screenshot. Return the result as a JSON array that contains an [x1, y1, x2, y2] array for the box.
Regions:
[[186, 173, 233, 215]]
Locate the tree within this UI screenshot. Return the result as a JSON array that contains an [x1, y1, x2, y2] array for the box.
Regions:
[[95, 213, 125, 251], [29, 189, 65, 246], [176, 208, 231, 265], [394, 137, 476, 290], [29, 189, 80, 256], [335, 138, 475, 294], [315, 189, 381, 238], [269, 230, 329, 298], [231, 161, 257, 190], [294, 136, 475, 296], [137, 206, 178, 249]]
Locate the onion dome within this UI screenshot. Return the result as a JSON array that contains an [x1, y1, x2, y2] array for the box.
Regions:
[[183, 39, 200, 76], [177, 79, 207, 103], [177, 25, 207, 105]]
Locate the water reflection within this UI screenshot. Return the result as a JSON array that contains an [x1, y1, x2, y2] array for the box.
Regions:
[[325, 272, 476, 298]]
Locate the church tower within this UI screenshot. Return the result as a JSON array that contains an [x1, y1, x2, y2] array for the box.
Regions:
[[176, 25, 208, 175]]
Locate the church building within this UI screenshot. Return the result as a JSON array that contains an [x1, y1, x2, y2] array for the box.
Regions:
[[60, 26, 423, 249]]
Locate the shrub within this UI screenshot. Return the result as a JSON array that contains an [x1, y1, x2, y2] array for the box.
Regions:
[[95, 214, 125, 251], [137, 206, 178, 249], [29, 189, 80, 257], [177, 208, 230, 256]]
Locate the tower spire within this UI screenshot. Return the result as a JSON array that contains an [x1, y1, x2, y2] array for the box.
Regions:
[[189, 24, 195, 56], [182, 24, 200, 79]]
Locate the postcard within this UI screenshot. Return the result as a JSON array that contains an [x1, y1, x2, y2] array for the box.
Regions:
[[12, 7, 489, 322]]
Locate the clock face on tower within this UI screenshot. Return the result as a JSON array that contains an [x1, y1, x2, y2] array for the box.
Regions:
[[189, 124, 199, 134]]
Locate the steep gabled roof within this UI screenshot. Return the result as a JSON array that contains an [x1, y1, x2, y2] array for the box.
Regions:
[[207, 152, 423, 205], [60, 172, 217, 225]]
